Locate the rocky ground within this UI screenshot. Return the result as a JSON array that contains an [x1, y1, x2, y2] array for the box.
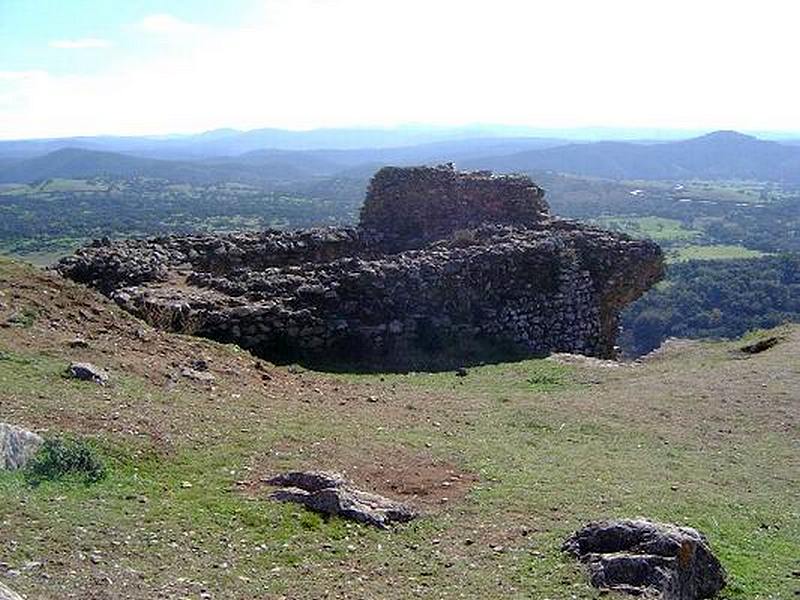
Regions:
[[0, 257, 797, 599]]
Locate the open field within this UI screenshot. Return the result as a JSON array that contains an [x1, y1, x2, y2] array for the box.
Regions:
[[667, 244, 768, 262], [0, 258, 798, 599], [590, 216, 702, 242], [623, 180, 786, 204]]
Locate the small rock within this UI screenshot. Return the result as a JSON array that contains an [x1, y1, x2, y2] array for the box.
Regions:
[[190, 358, 210, 371], [67, 362, 109, 385], [180, 367, 215, 383], [68, 337, 90, 349], [455, 367, 468, 377], [0, 423, 44, 470], [0, 582, 24, 600]]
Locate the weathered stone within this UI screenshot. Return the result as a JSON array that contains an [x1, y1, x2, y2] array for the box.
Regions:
[[67, 362, 109, 384], [360, 163, 549, 251], [0, 423, 43, 470], [267, 470, 347, 491], [180, 367, 215, 383], [266, 470, 416, 529], [564, 519, 726, 599], [56, 165, 664, 370], [68, 337, 90, 349], [0, 582, 24, 600]]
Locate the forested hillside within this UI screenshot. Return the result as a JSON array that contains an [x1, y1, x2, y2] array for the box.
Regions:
[[621, 255, 800, 355]]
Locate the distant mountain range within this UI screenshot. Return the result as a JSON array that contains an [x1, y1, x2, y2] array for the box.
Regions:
[[1, 129, 800, 185], [0, 126, 570, 160], [461, 131, 800, 181]]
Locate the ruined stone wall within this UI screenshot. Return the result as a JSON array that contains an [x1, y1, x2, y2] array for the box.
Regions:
[[183, 228, 606, 367], [64, 228, 368, 292], [57, 166, 664, 369], [360, 164, 549, 252], [105, 231, 599, 368]]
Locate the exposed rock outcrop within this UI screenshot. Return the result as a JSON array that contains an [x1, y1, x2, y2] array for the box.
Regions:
[[0, 423, 43, 470], [57, 164, 663, 369], [564, 519, 726, 599], [266, 470, 417, 529]]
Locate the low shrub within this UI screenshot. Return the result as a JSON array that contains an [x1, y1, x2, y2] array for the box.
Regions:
[[25, 437, 107, 485]]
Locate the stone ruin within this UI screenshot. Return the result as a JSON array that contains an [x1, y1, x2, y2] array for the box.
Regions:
[[57, 164, 664, 370]]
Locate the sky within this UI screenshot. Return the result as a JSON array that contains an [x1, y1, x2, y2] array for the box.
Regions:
[[1, 0, 799, 140]]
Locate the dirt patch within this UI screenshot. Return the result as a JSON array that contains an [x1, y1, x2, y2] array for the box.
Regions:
[[245, 442, 478, 511], [348, 452, 478, 509]]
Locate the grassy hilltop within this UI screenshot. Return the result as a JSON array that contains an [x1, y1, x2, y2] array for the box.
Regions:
[[0, 257, 797, 599]]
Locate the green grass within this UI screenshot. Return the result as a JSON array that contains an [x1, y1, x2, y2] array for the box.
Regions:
[[37, 178, 109, 193], [0, 321, 797, 598], [623, 179, 787, 204], [325, 359, 574, 393], [0, 179, 109, 195], [592, 216, 702, 241], [317, 343, 799, 599], [0, 235, 85, 266], [668, 244, 767, 262]]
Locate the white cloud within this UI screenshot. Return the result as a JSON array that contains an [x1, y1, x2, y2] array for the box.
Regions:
[[138, 13, 205, 36], [48, 38, 113, 49], [3, 0, 800, 139], [0, 70, 49, 81]]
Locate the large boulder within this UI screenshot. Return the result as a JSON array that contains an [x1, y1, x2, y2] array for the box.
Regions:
[[0, 423, 43, 470], [267, 470, 416, 529], [564, 519, 726, 599]]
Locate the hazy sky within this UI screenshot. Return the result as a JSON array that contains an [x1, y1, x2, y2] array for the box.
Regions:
[[1, 0, 798, 139]]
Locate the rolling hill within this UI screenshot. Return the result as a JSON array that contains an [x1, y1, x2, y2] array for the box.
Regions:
[[0, 126, 570, 160], [465, 131, 800, 181], [0, 148, 344, 184], [3, 131, 800, 185]]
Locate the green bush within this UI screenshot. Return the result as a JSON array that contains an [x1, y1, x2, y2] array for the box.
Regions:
[[25, 437, 106, 485]]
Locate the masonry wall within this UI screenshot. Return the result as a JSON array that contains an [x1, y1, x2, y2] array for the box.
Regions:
[[360, 164, 549, 252], [57, 166, 664, 370]]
